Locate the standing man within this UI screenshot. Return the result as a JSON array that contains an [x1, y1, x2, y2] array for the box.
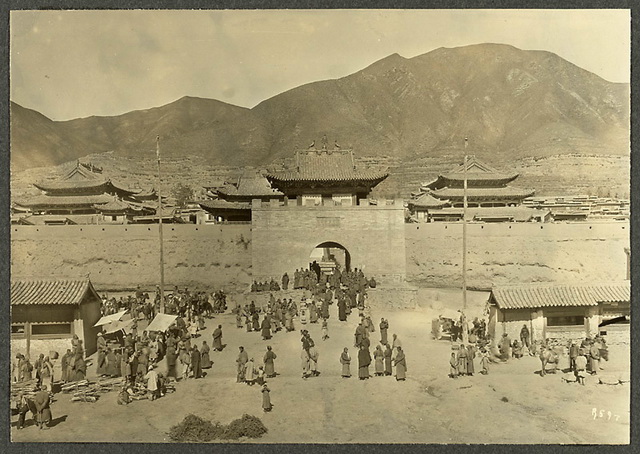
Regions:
[[379, 318, 389, 346], [212, 325, 223, 351], [358, 345, 371, 380], [264, 346, 277, 378], [520, 324, 531, 353], [236, 346, 248, 383], [340, 347, 352, 378], [33, 384, 52, 430], [282, 272, 289, 291], [394, 347, 407, 381], [589, 340, 600, 375], [569, 341, 579, 372]]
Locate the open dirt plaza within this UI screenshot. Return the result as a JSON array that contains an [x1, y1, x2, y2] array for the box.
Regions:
[[10, 288, 630, 444]]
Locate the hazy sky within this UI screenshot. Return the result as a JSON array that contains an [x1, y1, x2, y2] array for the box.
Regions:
[[10, 9, 630, 121]]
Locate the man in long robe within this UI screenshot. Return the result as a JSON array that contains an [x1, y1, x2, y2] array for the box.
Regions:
[[282, 273, 289, 291], [264, 346, 277, 378], [212, 325, 223, 351], [261, 316, 272, 340], [33, 384, 52, 429], [166, 346, 178, 379], [191, 346, 202, 379], [384, 344, 393, 376], [358, 345, 371, 380], [338, 298, 347, 321], [60, 349, 71, 383], [96, 333, 108, 375], [236, 347, 248, 383], [340, 348, 351, 378], [394, 347, 407, 381], [71, 354, 86, 381], [380, 318, 389, 345], [354, 323, 366, 348], [374, 345, 384, 376], [201, 341, 212, 369]]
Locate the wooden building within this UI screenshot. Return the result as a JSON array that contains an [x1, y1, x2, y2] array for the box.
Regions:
[[14, 161, 157, 222], [265, 147, 388, 206], [11, 278, 103, 358], [487, 282, 630, 344], [423, 157, 534, 208], [200, 173, 284, 222]]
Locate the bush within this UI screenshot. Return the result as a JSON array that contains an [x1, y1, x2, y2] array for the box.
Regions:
[[168, 414, 225, 442], [169, 413, 267, 442], [223, 414, 268, 440]]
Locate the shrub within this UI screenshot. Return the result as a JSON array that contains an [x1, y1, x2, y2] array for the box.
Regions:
[[168, 413, 267, 442]]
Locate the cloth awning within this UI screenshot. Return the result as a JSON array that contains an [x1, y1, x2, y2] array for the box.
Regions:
[[436, 308, 462, 320], [145, 313, 178, 332], [94, 310, 128, 327], [104, 318, 136, 334]]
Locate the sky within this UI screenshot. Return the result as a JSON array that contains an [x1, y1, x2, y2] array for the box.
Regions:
[[10, 9, 631, 121]]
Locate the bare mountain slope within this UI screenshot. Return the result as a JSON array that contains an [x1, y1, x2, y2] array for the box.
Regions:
[[10, 44, 629, 172]]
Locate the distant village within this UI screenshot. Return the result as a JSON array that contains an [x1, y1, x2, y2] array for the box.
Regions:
[[10, 150, 630, 226]]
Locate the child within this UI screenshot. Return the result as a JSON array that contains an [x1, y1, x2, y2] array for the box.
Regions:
[[262, 383, 272, 412], [449, 352, 458, 378], [256, 366, 265, 386], [322, 319, 329, 340]]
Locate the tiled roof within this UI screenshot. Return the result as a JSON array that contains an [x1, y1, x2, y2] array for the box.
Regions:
[[409, 192, 449, 208], [94, 199, 132, 212], [266, 150, 388, 183], [431, 187, 535, 199], [199, 199, 251, 211], [491, 282, 630, 310], [16, 194, 114, 207], [218, 175, 283, 197], [11, 278, 100, 306], [472, 207, 550, 222], [34, 180, 109, 192]]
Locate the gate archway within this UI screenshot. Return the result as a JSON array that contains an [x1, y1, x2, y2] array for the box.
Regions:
[[309, 241, 351, 276]]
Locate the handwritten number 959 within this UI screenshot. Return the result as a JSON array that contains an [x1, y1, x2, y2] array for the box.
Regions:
[[592, 408, 619, 421]]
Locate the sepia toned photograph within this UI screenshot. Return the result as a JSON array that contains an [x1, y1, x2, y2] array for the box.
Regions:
[[8, 9, 631, 444]]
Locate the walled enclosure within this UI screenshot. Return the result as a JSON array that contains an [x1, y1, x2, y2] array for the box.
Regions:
[[11, 221, 628, 292], [251, 202, 407, 286]]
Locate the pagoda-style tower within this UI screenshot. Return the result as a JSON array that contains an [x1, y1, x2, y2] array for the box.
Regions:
[[252, 142, 404, 287], [266, 148, 388, 206], [425, 156, 534, 208], [16, 161, 156, 218]]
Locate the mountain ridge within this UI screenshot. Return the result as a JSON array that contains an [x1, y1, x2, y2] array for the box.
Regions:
[[10, 43, 629, 172]]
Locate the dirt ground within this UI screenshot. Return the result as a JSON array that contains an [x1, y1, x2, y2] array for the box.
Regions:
[[10, 288, 630, 444]]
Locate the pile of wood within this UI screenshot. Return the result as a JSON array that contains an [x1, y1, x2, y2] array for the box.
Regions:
[[62, 376, 127, 403]]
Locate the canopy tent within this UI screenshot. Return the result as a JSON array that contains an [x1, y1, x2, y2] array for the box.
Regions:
[[94, 310, 128, 327], [436, 308, 463, 320], [145, 313, 178, 332], [104, 318, 136, 334]]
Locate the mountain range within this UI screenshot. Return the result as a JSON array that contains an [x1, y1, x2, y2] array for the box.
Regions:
[[10, 43, 630, 172]]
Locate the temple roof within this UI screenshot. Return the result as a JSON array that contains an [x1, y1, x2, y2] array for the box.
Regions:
[[218, 174, 283, 198], [409, 192, 450, 208], [94, 198, 134, 213], [431, 186, 535, 199], [426, 156, 519, 189], [16, 194, 114, 208], [266, 150, 388, 184], [34, 162, 137, 196]]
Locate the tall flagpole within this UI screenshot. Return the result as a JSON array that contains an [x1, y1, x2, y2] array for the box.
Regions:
[[463, 138, 468, 311], [156, 136, 165, 314]]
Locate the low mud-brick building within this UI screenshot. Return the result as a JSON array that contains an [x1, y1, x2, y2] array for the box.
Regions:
[[253, 145, 405, 285], [11, 277, 102, 358], [487, 282, 630, 344]]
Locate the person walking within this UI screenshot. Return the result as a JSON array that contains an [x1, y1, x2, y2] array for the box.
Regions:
[[212, 325, 223, 351], [520, 324, 531, 353]]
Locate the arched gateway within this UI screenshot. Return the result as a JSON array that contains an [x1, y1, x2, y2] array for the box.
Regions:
[[251, 143, 406, 286], [309, 241, 351, 275]]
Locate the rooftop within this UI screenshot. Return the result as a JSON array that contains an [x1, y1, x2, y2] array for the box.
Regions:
[[490, 282, 630, 310], [266, 149, 388, 183], [11, 277, 101, 306], [218, 174, 283, 198]]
